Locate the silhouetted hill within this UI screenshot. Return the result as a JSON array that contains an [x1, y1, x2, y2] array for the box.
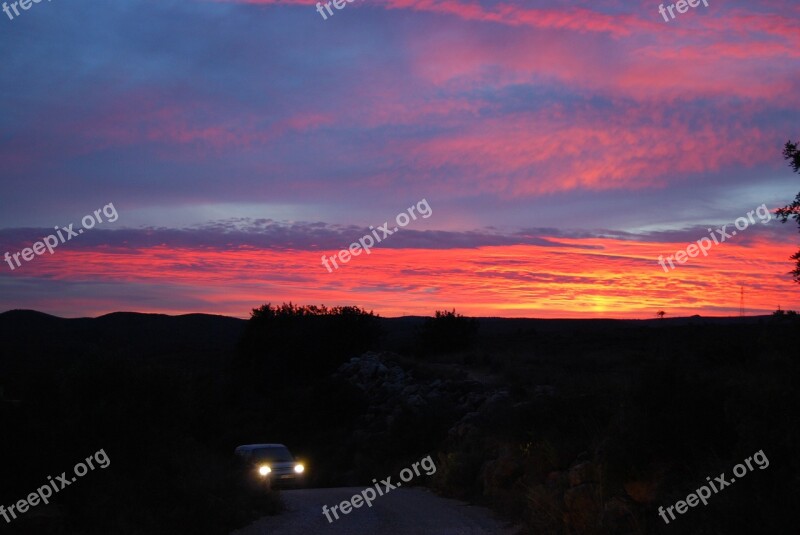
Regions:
[[0, 309, 246, 372], [376, 314, 774, 352], [0, 310, 776, 368]]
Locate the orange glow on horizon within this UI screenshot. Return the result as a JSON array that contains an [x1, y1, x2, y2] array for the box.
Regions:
[[3, 234, 798, 319]]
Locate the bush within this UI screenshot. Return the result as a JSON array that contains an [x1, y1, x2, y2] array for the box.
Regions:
[[235, 303, 381, 385], [415, 309, 479, 356]]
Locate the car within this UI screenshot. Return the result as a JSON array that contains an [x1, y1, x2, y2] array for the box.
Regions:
[[234, 444, 306, 489]]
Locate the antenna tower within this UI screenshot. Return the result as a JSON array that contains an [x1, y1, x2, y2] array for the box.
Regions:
[[739, 286, 744, 317]]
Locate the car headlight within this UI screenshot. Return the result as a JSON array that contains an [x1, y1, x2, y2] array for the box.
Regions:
[[258, 465, 271, 476], [294, 463, 305, 474]]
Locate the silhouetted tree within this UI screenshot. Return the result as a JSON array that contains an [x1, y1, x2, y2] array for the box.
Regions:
[[416, 309, 479, 355], [656, 310, 666, 319], [777, 140, 800, 283], [235, 303, 381, 385]]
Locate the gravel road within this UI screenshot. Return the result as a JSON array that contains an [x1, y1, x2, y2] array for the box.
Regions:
[[232, 487, 516, 535]]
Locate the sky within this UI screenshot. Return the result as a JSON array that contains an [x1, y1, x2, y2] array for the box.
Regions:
[[1, 0, 799, 318]]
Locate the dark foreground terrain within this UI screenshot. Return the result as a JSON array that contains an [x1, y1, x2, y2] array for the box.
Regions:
[[0, 308, 797, 534]]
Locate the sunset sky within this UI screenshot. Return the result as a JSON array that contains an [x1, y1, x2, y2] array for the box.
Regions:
[[1, 0, 799, 318]]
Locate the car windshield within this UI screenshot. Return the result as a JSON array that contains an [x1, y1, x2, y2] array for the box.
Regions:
[[252, 446, 294, 463]]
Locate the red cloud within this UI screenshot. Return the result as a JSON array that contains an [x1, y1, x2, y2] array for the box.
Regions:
[[3, 234, 797, 318]]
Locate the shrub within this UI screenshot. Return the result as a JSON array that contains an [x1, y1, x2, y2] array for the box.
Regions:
[[235, 303, 381, 385], [415, 309, 479, 356]]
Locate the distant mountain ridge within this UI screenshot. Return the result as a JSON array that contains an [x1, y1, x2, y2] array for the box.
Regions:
[[0, 309, 774, 369], [0, 309, 248, 371]]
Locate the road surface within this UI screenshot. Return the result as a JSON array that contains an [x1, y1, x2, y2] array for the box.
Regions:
[[232, 487, 516, 535]]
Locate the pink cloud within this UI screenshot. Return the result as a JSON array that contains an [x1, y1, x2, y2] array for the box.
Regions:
[[3, 234, 797, 318]]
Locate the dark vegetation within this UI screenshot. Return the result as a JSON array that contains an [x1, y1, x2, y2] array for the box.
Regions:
[[424, 316, 800, 534], [0, 307, 798, 534], [236, 303, 380, 382], [414, 309, 479, 356], [777, 139, 800, 282]]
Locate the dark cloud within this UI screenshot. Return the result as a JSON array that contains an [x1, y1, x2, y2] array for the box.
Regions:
[[0, 220, 588, 252], [2, 213, 794, 254]]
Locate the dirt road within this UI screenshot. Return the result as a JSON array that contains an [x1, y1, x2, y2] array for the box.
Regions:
[[232, 487, 516, 535]]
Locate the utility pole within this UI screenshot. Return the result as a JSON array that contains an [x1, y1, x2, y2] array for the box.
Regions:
[[739, 286, 744, 317]]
